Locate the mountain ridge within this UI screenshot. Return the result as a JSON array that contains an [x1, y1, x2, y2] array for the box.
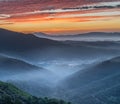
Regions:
[[34, 31, 120, 41], [34, 31, 120, 37]]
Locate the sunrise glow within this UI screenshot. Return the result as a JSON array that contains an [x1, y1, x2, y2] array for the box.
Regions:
[[0, 0, 120, 35]]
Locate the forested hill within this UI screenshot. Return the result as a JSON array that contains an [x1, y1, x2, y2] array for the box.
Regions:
[[0, 81, 71, 104]]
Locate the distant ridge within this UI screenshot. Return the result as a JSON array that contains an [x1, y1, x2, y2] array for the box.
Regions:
[[34, 32, 120, 37], [34, 31, 120, 41]]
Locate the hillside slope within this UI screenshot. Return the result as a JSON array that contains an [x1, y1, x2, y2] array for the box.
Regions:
[[56, 56, 120, 104], [0, 81, 71, 104], [0, 54, 46, 79]]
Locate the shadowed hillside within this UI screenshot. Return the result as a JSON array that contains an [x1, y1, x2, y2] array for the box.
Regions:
[[0, 55, 45, 78], [56, 56, 120, 104]]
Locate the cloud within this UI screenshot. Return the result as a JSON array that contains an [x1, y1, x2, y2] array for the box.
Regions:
[[0, 0, 119, 14], [1, 1, 119, 20], [0, 20, 13, 25], [0, 14, 11, 19], [46, 10, 120, 20], [62, 1, 120, 11]]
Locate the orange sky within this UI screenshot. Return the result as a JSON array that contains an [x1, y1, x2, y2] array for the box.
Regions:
[[0, 0, 120, 35]]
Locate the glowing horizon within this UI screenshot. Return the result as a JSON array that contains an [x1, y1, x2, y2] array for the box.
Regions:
[[0, 0, 120, 35]]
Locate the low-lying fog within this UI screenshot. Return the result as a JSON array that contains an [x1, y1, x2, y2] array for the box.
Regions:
[[34, 33, 120, 42], [1, 55, 116, 86], [36, 58, 109, 78]]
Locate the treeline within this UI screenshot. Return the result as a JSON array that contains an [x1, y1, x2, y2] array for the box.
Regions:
[[0, 81, 71, 104]]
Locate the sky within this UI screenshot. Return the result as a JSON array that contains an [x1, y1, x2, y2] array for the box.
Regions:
[[0, 0, 120, 35]]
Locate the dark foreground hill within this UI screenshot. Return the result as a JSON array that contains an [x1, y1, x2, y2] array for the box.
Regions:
[[0, 81, 71, 104]]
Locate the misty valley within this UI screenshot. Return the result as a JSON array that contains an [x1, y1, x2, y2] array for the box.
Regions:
[[0, 29, 120, 104]]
